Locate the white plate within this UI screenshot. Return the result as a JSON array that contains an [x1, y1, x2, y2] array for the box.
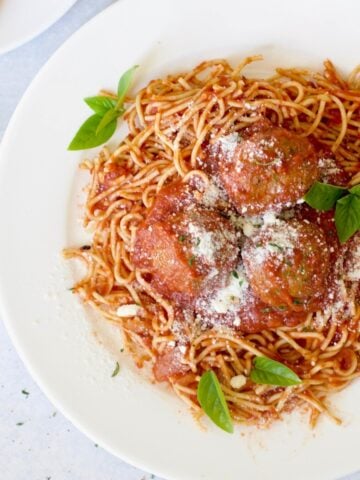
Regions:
[[0, 1, 360, 479], [0, 0, 77, 55]]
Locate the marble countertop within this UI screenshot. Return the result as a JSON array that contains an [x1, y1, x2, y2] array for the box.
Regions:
[[0, 1, 358, 479]]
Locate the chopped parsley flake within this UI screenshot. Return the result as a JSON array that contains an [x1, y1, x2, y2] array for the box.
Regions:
[[21, 389, 29, 397], [178, 235, 186, 243], [302, 326, 313, 332], [16, 422, 24, 426], [188, 255, 196, 266], [232, 270, 239, 279], [293, 298, 303, 305], [269, 243, 284, 252], [111, 361, 120, 377]]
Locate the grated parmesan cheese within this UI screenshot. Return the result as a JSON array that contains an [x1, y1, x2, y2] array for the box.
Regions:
[[202, 182, 222, 207], [188, 222, 216, 263], [230, 211, 280, 238], [345, 243, 360, 281], [230, 374, 247, 389], [249, 220, 300, 266], [319, 157, 341, 183], [116, 304, 142, 317], [208, 266, 249, 314], [218, 133, 239, 158]]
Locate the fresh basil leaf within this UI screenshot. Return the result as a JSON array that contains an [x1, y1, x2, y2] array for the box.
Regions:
[[95, 107, 123, 135], [304, 181, 346, 211], [117, 65, 139, 107], [197, 370, 234, 433], [68, 114, 117, 150], [335, 194, 360, 243], [250, 356, 302, 386], [349, 184, 360, 197], [84, 96, 117, 115]]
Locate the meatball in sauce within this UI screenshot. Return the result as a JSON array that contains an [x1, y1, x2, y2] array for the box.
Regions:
[[212, 119, 319, 214], [132, 181, 239, 307], [242, 219, 330, 312]]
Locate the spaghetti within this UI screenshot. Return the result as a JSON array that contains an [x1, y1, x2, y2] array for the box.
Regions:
[[65, 57, 360, 428]]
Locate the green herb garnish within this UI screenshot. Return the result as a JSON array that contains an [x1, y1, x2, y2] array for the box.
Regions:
[[194, 238, 201, 246], [304, 181, 360, 243], [111, 361, 120, 377], [350, 184, 360, 197], [302, 326, 313, 332], [188, 255, 196, 266], [21, 389, 29, 397], [250, 356, 302, 386], [197, 370, 234, 433], [269, 243, 284, 252], [84, 96, 117, 115], [16, 422, 24, 426], [292, 298, 303, 305], [68, 66, 138, 150], [232, 270, 239, 279], [178, 235, 186, 243], [304, 181, 347, 211], [335, 194, 360, 243]]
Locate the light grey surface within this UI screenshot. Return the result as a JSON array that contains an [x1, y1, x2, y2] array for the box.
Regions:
[[0, 1, 158, 479], [0, 0, 359, 479]]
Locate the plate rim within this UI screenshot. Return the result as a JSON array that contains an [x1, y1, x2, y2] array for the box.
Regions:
[[0, 0, 78, 55], [1, 1, 360, 479]]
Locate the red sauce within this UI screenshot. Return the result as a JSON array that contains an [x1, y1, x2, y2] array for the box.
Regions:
[[153, 347, 190, 382], [95, 163, 127, 211]]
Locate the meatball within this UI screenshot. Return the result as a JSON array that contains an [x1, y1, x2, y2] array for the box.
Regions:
[[132, 181, 239, 307], [242, 219, 330, 312], [295, 203, 340, 259], [214, 119, 319, 214], [195, 266, 307, 334], [236, 291, 307, 333]]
